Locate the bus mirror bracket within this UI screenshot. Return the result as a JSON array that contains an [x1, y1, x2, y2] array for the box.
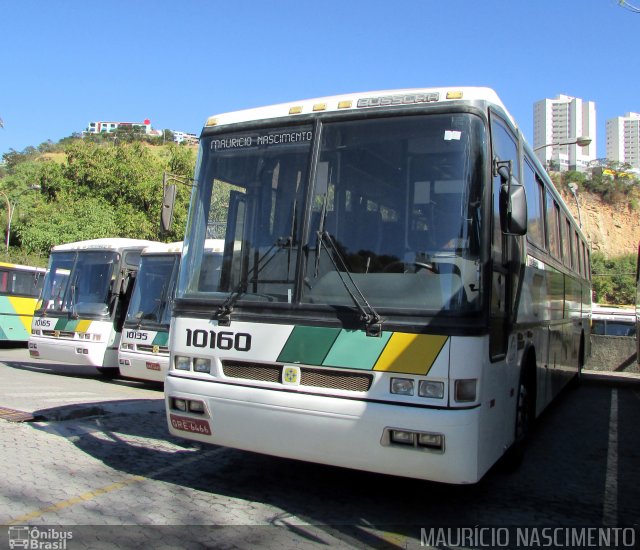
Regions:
[[497, 160, 527, 236]]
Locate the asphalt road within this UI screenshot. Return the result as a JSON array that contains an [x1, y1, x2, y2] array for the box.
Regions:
[[0, 345, 638, 549]]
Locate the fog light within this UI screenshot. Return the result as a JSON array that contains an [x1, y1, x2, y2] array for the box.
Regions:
[[172, 398, 187, 411], [174, 356, 191, 371], [390, 378, 414, 396], [188, 400, 205, 414], [390, 430, 415, 445], [455, 379, 477, 402], [418, 380, 444, 399], [418, 432, 444, 450], [193, 358, 211, 373]]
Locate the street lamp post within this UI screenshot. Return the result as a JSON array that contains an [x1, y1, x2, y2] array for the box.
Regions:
[[567, 182, 582, 228], [533, 136, 592, 152], [0, 185, 41, 253], [0, 191, 13, 253]]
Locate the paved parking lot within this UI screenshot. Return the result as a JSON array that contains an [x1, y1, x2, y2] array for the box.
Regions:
[[0, 346, 638, 549]]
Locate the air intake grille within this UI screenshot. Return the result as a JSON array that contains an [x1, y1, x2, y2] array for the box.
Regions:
[[221, 360, 373, 392], [222, 361, 281, 383]]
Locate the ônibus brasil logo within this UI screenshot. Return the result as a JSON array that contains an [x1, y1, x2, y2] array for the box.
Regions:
[[7, 526, 73, 549]]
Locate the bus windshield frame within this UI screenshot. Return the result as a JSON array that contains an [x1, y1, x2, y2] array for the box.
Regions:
[[37, 250, 119, 318], [125, 253, 180, 327], [177, 111, 488, 325]]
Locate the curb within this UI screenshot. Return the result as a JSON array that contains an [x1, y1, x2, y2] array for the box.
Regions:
[[582, 369, 640, 386]]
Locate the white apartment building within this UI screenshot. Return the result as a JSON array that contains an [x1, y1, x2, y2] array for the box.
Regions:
[[173, 131, 199, 145], [606, 112, 640, 170], [85, 119, 162, 137], [533, 94, 596, 172]]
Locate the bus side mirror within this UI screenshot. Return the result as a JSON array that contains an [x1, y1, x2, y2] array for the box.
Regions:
[[498, 161, 527, 236], [160, 182, 177, 235]]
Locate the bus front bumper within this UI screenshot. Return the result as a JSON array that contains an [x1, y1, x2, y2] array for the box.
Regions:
[[165, 374, 485, 484], [118, 350, 168, 383], [28, 336, 112, 369]]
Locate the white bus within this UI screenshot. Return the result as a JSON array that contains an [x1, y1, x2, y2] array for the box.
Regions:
[[118, 240, 224, 382], [29, 238, 159, 376], [164, 88, 591, 484]]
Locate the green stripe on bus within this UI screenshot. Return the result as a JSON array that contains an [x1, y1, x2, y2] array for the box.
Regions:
[[152, 332, 169, 346], [322, 329, 391, 370], [277, 326, 341, 365]]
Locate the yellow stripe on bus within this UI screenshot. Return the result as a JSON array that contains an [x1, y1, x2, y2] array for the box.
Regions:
[[76, 319, 93, 333], [7, 296, 39, 331], [373, 333, 448, 375]]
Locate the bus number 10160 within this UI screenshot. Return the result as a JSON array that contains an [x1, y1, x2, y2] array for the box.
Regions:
[[185, 328, 252, 352]]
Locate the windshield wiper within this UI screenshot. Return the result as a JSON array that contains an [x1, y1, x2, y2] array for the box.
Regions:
[[69, 276, 79, 319], [315, 230, 383, 337], [215, 236, 293, 326]]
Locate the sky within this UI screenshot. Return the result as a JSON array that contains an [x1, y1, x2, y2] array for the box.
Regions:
[[0, 0, 638, 159]]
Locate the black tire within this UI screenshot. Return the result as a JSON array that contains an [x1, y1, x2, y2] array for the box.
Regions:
[[501, 372, 533, 472], [96, 367, 120, 378]]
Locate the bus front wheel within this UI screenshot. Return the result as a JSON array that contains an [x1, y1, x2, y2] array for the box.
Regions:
[[501, 368, 534, 472], [97, 367, 120, 379]]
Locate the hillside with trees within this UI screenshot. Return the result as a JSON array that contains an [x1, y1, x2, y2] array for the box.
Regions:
[[0, 137, 196, 266], [1, 137, 638, 304]]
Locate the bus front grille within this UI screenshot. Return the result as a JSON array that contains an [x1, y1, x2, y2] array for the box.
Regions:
[[137, 344, 169, 354], [221, 360, 373, 392], [222, 361, 281, 383]]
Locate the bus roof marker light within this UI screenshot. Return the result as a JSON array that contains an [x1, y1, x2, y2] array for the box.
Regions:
[[289, 106, 303, 115], [446, 91, 464, 100], [312, 103, 327, 112], [205, 117, 218, 127], [338, 100, 352, 109]]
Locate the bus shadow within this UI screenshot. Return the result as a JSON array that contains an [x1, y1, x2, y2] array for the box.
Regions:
[[0, 358, 164, 392], [23, 380, 640, 548]]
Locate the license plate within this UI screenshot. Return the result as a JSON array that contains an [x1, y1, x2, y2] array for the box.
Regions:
[[170, 414, 211, 435], [146, 362, 161, 371]]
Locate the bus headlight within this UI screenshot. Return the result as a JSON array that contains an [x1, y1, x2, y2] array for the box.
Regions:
[[193, 358, 211, 373], [390, 378, 414, 396], [455, 379, 477, 402], [390, 430, 415, 445], [174, 356, 191, 371], [171, 398, 187, 411], [418, 380, 444, 399]]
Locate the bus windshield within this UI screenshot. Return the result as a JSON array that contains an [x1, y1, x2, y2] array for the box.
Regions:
[[126, 254, 179, 326], [178, 113, 486, 316], [38, 250, 118, 317]]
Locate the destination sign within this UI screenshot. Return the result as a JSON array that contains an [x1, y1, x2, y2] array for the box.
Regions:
[[211, 130, 313, 151]]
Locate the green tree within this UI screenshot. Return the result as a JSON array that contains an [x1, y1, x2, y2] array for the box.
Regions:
[[591, 252, 637, 305]]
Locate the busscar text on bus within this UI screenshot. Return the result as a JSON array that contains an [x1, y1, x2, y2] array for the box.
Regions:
[[28, 238, 160, 376], [161, 88, 592, 484]]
